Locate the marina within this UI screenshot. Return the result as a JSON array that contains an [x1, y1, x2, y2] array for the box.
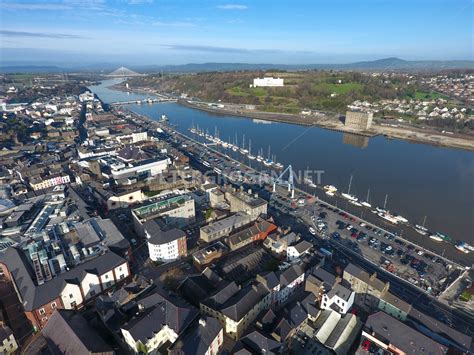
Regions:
[[89, 80, 474, 265]]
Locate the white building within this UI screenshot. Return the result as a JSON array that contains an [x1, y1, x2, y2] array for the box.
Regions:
[[0, 326, 18, 355], [132, 194, 196, 237], [29, 174, 71, 191], [252, 77, 284, 87], [321, 284, 355, 314], [278, 265, 305, 304], [287, 240, 312, 261], [145, 222, 187, 262]]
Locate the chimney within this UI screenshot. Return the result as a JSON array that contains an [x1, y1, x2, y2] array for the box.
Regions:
[[199, 318, 206, 327]]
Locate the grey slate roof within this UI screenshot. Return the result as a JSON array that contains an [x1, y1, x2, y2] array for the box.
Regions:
[[290, 240, 312, 254], [168, 317, 222, 355], [237, 330, 282, 354], [201, 281, 240, 310], [220, 283, 268, 322], [365, 311, 448, 354], [327, 283, 353, 301], [42, 309, 113, 355], [145, 220, 185, 245], [122, 292, 198, 343], [0, 247, 127, 311], [407, 308, 472, 351], [279, 264, 304, 288]]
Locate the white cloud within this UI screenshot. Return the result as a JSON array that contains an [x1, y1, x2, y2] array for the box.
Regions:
[[153, 21, 196, 27], [217, 4, 248, 10], [127, 0, 153, 4]]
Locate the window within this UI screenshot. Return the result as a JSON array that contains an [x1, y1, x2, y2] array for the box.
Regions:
[[70, 301, 77, 308], [90, 290, 96, 297], [39, 308, 45, 315], [120, 274, 125, 280], [105, 274, 109, 279], [41, 317, 48, 323], [69, 294, 74, 299], [51, 302, 57, 309]]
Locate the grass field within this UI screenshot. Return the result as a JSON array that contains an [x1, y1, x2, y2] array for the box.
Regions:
[[314, 82, 363, 94], [410, 91, 447, 100]]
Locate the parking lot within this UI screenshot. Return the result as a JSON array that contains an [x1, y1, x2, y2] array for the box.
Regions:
[[296, 200, 456, 295]]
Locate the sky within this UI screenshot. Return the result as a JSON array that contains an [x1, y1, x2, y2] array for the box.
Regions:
[[0, 0, 473, 66]]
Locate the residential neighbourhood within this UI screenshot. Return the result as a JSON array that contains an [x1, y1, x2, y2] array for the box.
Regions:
[[0, 74, 472, 355]]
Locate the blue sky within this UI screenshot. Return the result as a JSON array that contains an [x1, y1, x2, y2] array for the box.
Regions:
[[0, 0, 472, 65]]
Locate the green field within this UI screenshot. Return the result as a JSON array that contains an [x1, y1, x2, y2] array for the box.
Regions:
[[313, 82, 363, 94], [410, 91, 447, 100]]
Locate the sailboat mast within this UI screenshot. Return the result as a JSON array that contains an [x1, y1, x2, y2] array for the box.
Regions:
[[383, 194, 388, 210], [366, 189, 370, 202], [347, 175, 353, 195]]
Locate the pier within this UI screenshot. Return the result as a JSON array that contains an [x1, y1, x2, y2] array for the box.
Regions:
[[110, 97, 177, 105]]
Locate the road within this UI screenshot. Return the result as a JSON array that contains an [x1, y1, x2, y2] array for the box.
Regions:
[[125, 112, 474, 338]]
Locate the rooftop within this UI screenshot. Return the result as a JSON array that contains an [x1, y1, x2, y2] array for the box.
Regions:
[[365, 311, 447, 354]]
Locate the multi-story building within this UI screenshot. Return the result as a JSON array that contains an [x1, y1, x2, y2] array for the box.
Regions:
[[168, 317, 223, 355], [146, 222, 187, 262], [121, 293, 198, 354], [343, 263, 389, 310], [361, 312, 447, 355], [0, 326, 18, 355], [344, 110, 373, 130], [132, 194, 195, 237], [225, 189, 267, 220], [225, 219, 277, 251], [253, 77, 284, 87], [200, 212, 252, 243], [42, 310, 114, 354], [29, 173, 71, 191], [200, 281, 271, 340], [277, 264, 306, 304], [321, 284, 355, 314], [0, 247, 130, 330]]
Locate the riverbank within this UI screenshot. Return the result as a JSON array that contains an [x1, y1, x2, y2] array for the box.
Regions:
[[180, 99, 474, 151], [123, 106, 472, 267]]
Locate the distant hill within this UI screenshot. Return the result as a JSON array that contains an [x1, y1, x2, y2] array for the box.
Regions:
[[0, 65, 65, 73], [1, 57, 473, 74], [142, 58, 474, 72]]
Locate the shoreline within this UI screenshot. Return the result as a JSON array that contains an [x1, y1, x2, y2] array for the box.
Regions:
[[122, 107, 471, 267], [179, 99, 474, 151], [108, 82, 474, 151]]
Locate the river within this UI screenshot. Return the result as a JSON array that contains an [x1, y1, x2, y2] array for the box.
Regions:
[[89, 79, 474, 249]]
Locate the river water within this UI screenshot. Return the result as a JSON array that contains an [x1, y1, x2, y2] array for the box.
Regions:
[[89, 80, 474, 247]]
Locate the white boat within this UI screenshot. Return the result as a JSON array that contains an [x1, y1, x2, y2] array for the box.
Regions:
[[378, 212, 399, 224], [263, 146, 272, 166], [213, 167, 222, 174], [304, 178, 313, 185], [349, 200, 363, 206], [326, 191, 335, 197], [342, 175, 358, 201], [323, 185, 338, 193], [247, 139, 256, 159], [274, 162, 284, 169], [342, 193, 358, 202], [309, 182, 317, 188], [455, 242, 470, 253], [361, 189, 372, 208], [202, 161, 211, 168], [222, 142, 228, 148], [415, 224, 428, 235], [429, 234, 444, 242], [393, 215, 409, 224]]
